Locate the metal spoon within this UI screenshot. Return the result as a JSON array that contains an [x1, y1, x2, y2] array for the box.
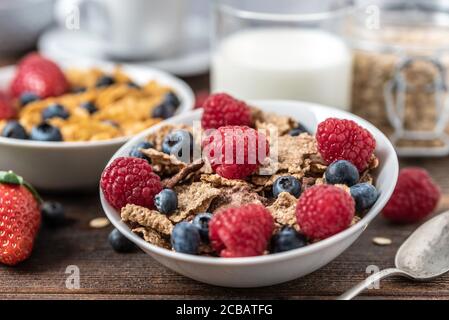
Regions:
[[338, 210, 449, 300]]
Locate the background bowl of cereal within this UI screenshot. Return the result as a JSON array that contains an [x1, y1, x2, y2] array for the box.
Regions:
[[100, 100, 398, 287], [0, 57, 194, 190]]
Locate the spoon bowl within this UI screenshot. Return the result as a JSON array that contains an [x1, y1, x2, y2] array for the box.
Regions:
[[395, 210, 449, 280], [339, 210, 449, 299]]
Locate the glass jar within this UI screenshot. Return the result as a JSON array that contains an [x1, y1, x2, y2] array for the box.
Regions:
[[348, 0, 449, 156], [211, 0, 354, 110]]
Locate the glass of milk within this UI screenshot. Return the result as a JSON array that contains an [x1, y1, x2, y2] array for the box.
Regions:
[[211, 0, 354, 110]]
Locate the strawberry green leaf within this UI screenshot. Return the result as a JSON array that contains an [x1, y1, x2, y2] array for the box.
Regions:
[[0, 171, 42, 203], [0, 171, 24, 185]]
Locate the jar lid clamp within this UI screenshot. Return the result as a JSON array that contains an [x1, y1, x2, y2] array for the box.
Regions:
[[384, 55, 449, 156]]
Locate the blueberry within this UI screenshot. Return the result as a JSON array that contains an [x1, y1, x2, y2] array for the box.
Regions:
[[41, 201, 65, 227], [289, 123, 309, 136], [127, 81, 140, 89], [152, 102, 177, 119], [164, 92, 180, 108], [350, 183, 379, 212], [1, 121, 28, 139], [162, 130, 193, 162], [171, 222, 200, 255], [30, 123, 63, 142], [270, 226, 307, 253], [96, 75, 115, 87], [192, 213, 212, 243], [151, 92, 180, 119], [154, 189, 178, 214], [72, 86, 87, 94], [129, 141, 154, 161], [325, 160, 359, 186], [42, 103, 70, 120], [19, 92, 40, 106], [108, 228, 136, 253], [273, 176, 302, 198], [80, 101, 98, 114]]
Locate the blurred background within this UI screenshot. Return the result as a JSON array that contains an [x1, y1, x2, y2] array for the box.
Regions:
[[2, 0, 449, 157], [0, 0, 210, 75]]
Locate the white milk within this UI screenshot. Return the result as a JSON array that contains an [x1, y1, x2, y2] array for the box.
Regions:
[[211, 28, 353, 110]]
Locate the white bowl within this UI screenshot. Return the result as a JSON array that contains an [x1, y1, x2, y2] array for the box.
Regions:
[[100, 100, 399, 288], [0, 61, 194, 191]]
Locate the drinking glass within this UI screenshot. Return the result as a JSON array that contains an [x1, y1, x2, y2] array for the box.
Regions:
[[211, 0, 354, 110]]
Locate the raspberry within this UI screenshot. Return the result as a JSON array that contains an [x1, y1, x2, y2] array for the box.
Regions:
[[296, 185, 355, 240], [202, 126, 269, 179], [383, 168, 440, 223], [316, 118, 376, 172], [209, 204, 274, 257], [201, 93, 251, 129], [100, 157, 162, 210]]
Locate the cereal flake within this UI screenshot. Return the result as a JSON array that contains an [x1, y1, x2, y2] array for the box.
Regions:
[[273, 134, 318, 174], [163, 159, 205, 188], [133, 227, 171, 249], [141, 148, 186, 175], [208, 185, 266, 213], [200, 174, 252, 189], [252, 107, 297, 135], [169, 182, 221, 222], [121, 204, 173, 236], [267, 192, 298, 227]]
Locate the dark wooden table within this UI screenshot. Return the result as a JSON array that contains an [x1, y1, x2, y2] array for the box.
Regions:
[[1, 68, 449, 299]]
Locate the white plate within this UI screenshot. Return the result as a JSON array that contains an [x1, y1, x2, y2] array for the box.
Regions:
[[100, 100, 399, 288], [38, 20, 210, 77], [0, 61, 194, 190]]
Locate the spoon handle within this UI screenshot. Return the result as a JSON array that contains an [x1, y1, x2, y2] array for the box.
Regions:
[[337, 268, 408, 300]]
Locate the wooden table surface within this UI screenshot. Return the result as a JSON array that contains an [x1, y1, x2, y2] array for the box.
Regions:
[[1, 65, 449, 300]]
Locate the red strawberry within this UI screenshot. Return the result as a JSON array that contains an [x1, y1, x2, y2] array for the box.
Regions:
[[0, 171, 41, 266], [17, 52, 44, 68], [10, 53, 69, 98], [0, 91, 16, 120]]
